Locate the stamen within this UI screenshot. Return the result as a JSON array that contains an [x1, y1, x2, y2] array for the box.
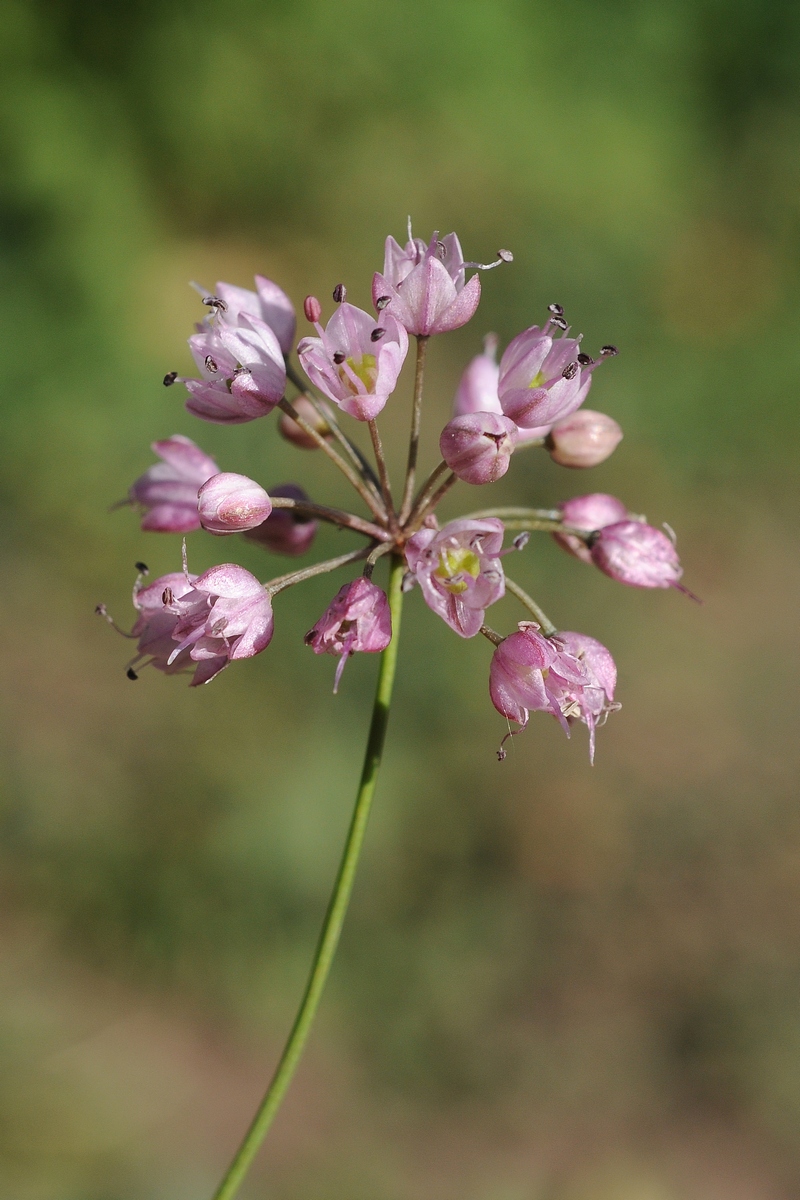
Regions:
[[203, 295, 228, 311], [332, 351, 346, 364], [512, 532, 530, 551], [370, 328, 386, 342], [548, 303, 565, 316], [401, 572, 417, 593], [577, 353, 593, 366], [600, 345, 618, 357], [304, 295, 322, 323], [562, 361, 579, 380], [462, 250, 514, 271], [135, 562, 149, 574], [375, 295, 391, 310], [332, 283, 347, 303], [205, 355, 218, 373], [162, 587, 174, 606], [232, 366, 251, 376], [163, 371, 178, 387], [550, 316, 569, 331], [126, 667, 139, 681]]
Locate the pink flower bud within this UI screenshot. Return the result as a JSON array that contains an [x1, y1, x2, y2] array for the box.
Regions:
[[546, 409, 623, 468], [197, 473, 272, 535], [553, 493, 630, 564], [439, 411, 518, 484], [590, 520, 684, 590], [244, 483, 318, 557], [304, 295, 322, 323], [305, 577, 392, 692], [277, 396, 330, 450]]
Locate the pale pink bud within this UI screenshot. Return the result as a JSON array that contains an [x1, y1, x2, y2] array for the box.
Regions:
[[277, 396, 330, 449], [166, 563, 274, 685], [128, 435, 219, 533], [304, 295, 322, 323], [244, 483, 318, 557], [546, 409, 623, 468], [590, 520, 685, 590], [405, 517, 505, 638], [553, 493, 630, 564], [439, 412, 517, 484], [305, 578, 392, 692], [197, 473, 272, 535]]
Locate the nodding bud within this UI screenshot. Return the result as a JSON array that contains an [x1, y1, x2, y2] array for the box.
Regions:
[[278, 396, 330, 449], [548, 303, 564, 316], [375, 295, 391, 310], [202, 295, 228, 311], [163, 372, 178, 386], [591, 520, 685, 591], [600, 345, 618, 357], [439, 411, 518, 485], [197, 472, 272, 535], [547, 409, 623, 469], [332, 283, 346, 303], [370, 327, 386, 342], [304, 295, 322, 323]]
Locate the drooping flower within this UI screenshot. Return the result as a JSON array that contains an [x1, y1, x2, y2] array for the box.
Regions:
[[213, 276, 296, 356], [372, 226, 511, 337], [244, 483, 318, 557], [590, 520, 686, 590], [453, 336, 550, 442], [489, 623, 617, 761], [197, 472, 272, 534], [498, 308, 616, 429], [128, 435, 219, 533], [405, 517, 505, 638], [297, 301, 408, 421], [305, 578, 392, 692], [439, 411, 518, 484], [546, 408, 623, 468], [128, 571, 198, 675], [180, 306, 286, 424], [553, 493, 631, 564], [165, 563, 274, 686]]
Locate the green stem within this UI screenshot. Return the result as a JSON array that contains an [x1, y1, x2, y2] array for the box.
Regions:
[[398, 335, 429, 523], [210, 554, 406, 1200]]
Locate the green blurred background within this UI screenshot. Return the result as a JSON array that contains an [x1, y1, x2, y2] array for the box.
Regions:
[[2, 0, 799, 1196]]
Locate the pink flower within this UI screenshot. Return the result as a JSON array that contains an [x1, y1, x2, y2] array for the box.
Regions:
[[244, 483, 318, 557], [554, 493, 631, 564], [305, 578, 392, 692], [197, 472, 272, 534], [128, 435, 219, 533], [297, 301, 408, 421], [546, 408, 623, 468], [453, 337, 550, 442], [439, 411, 518, 484], [181, 307, 286, 424], [213, 276, 296, 356], [405, 517, 505, 638], [489, 624, 617, 761], [498, 309, 616, 429], [372, 226, 511, 337], [165, 564, 274, 686], [590, 520, 685, 590], [128, 571, 198, 675]]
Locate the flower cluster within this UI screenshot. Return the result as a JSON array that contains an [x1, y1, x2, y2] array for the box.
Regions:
[[105, 222, 695, 758]]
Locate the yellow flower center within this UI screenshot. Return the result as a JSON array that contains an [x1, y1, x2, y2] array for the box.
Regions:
[[434, 546, 481, 594], [338, 353, 378, 395], [528, 370, 546, 389]]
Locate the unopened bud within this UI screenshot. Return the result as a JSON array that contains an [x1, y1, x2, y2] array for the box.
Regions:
[[553, 493, 630, 564], [546, 409, 623, 468], [278, 397, 330, 450], [591, 520, 684, 590], [197, 472, 272, 535], [439, 412, 518, 485], [304, 295, 322, 323]]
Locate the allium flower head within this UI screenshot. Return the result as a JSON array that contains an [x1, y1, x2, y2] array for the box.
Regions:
[[554, 493, 631, 563], [297, 301, 408, 421], [405, 517, 505, 638], [165, 563, 274, 686], [128, 571, 198, 676], [181, 304, 286, 424], [453, 336, 550, 442], [498, 308, 616, 429], [373, 224, 511, 337], [245, 483, 318, 557], [305, 578, 392, 692], [591, 520, 685, 590], [128, 435, 219, 533], [213, 276, 296, 356]]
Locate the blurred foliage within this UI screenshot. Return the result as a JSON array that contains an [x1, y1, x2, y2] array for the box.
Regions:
[[1, 0, 799, 1197]]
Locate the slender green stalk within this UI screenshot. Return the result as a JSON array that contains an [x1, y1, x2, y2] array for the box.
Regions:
[[269, 496, 390, 542], [404, 471, 457, 535], [367, 418, 399, 534], [398, 335, 429, 523], [266, 546, 375, 596], [210, 555, 406, 1200], [505, 576, 557, 636]]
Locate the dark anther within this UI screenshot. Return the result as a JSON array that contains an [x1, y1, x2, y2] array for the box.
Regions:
[[135, 561, 149, 573], [586, 530, 600, 548], [232, 366, 251, 375], [600, 344, 618, 357], [202, 295, 228, 311], [548, 303, 564, 316], [163, 371, 178, 386], [303, 630, 316, 646], [370, 327, 386, 342], [375, 295, 391, 310], [332, 283, 347, 303], [204, 355, 218, 373], [497, 249, 514, 262], [126, 668, 139, 681], [577, 353, 593, 366], [550, 316, 569, 331], [513, 531, 531, 550], [332, 351, 346, 364], [562, 361, 579, 380], [162, 587, 174, 606]]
